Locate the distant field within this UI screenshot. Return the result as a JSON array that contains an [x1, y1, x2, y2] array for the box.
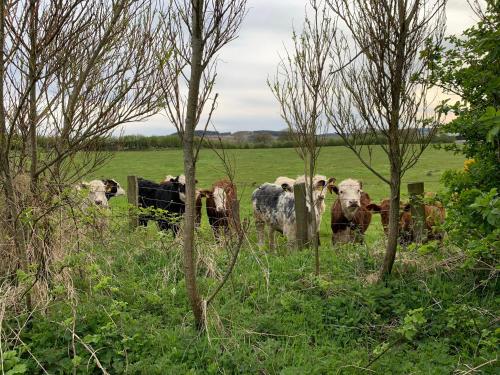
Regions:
[[90, 146, 464, 244]]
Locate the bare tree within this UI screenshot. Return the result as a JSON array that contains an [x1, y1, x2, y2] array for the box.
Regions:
[[268, 0, 336, 275], [323, 0, 446, 277], [0, 0, 164, 307], [159, 0, 247, 329]]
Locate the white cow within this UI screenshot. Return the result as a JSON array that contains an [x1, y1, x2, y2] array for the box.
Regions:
[[78, 179, 125, 207], [78, 180, 109, 207], [331, 178, 363, 221]]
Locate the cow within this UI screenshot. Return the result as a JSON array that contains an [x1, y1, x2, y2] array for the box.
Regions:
[[137, 176, 186, 235], [274, 176, 295, 192], [78, 179, 125, 207], [370, 198, 446, 244], [199, 179, 238, 239], [163, 175, 176, 184], [252, 175, 335, 250], [330, 178, 377, 244], [102, 179, 126, 201], [160, 174, 202, 227]]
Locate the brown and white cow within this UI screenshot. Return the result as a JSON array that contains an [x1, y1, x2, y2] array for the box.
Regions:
[[200, 179, 238, 238], [330, 178, 377, 244], [370, 198, 445, 244]]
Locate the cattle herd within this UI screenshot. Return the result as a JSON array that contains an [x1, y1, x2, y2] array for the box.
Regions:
[[79, 174, 446, 247]]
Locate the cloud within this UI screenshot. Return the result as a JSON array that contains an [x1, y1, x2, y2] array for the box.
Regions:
[[123, 0, 479, 135]]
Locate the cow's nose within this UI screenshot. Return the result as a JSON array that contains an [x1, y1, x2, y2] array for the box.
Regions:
[[95, 200, 103, 206], [349, 200, 359, 207]]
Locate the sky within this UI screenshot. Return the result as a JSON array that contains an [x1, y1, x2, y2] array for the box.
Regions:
[[121, 0, 480, 136]]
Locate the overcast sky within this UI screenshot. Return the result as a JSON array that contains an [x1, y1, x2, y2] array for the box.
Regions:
[[122, 0, 479, 136]]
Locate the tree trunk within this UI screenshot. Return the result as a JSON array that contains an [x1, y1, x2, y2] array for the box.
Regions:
[[182, 0, 204, 330], [380, 142, 401, 278], [0, 0, 32, 310], [308, 158, 320, 276], [29, 0, 38, 186], [380, 177, 401, 277]]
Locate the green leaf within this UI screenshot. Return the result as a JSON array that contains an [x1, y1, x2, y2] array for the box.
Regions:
[[6, 364, 27, 375]]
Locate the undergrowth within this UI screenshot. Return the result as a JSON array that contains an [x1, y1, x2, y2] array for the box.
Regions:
[[1, 218, 498, 374]]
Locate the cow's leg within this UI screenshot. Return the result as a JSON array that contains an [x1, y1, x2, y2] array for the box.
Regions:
[[283, 223, 296, 250], [157, 219, 168, 231], [333, 229, 349, 245], [171, 223, 180, 237], [255, 219, 265, 247], [268, 227, 275, 252]]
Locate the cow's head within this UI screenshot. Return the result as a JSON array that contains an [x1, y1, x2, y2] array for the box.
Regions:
[[280, 182, 294, 193], [102, 179, 125, 200], [332, 179, 363, 220], [79, 180, 109, 207], [163, 175, 198, 202], [170, 175, 186, 202], [295, 175, 336, 204], [274, 177, 295, 193], [162, 175, 176, 184], [369, 199, 414, 241]]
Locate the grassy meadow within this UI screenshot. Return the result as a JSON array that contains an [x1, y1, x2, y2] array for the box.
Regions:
[[14, 145, 499, 374], [90, 145, 465, 244]]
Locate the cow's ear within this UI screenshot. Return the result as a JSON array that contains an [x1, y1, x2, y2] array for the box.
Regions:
[[326, 177, 336, 194], [195, 179, 199, 184], [103, 180, 113, 192], [329, 185, 339, 194], [315, 179, 327, 190], [359, 180, 363, 189], [281, 183, 292, 192], [403, 203, 411, 212], [79, 182, 90, 189], [198, 189, 212, 198], [366, 203, 381, 212]]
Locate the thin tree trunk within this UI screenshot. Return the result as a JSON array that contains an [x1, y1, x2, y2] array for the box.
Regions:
[[309, 157, 320, 276], [380, 151, 401, 277], [29, 0, 38, 186], [182, 0, 203, 330], [0, 0, 32, 310], [381, 178, 401, 277]]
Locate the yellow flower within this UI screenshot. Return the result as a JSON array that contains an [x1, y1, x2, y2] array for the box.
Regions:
[[463, 159, 475, 172]]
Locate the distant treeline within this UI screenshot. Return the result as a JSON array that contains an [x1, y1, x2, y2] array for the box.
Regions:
[[33, 133, 455, 151]]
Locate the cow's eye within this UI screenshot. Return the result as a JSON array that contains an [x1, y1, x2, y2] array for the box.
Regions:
[[340, 190, 343, 194]]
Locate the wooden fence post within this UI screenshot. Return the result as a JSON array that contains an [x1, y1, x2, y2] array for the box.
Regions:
[[408, 182, 425, 243], [294, 182, 309, 250], [127, 175, 139, 230]]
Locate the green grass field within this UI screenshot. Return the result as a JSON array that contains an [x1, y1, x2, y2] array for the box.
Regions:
[[90, 145, 464, 244], [17, 146, 498, 374]]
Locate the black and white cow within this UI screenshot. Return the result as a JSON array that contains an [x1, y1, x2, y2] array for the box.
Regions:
[[161, 174, 202, 228], [252, 175, 335, 250], [102, 179, 126, 202], [78, 179, 125, 207], [138, 175, 186, 235]]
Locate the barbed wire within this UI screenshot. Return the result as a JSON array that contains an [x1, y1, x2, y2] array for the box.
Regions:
[[1, 178, 447, 188]]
